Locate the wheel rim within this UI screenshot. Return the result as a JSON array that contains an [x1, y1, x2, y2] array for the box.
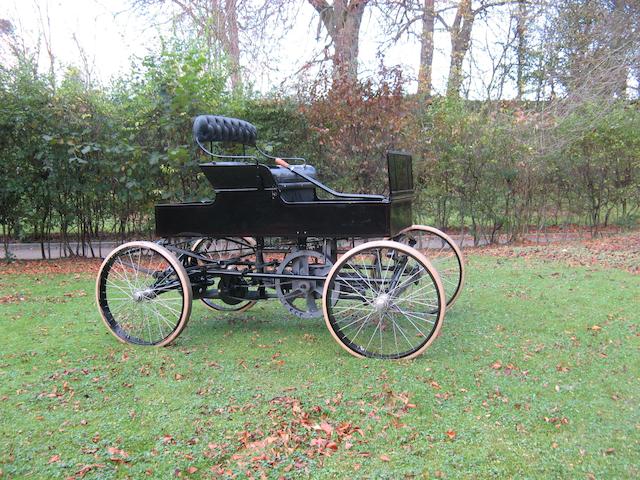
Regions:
[[323, 241, 444, 359], [97, 242, 191, 346], [192, 237, 257, 312], [394, 226, 464, 308]]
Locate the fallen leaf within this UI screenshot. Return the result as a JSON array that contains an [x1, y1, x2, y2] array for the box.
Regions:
[[48, 454, 60, 464], [75, 464, 105, 478], [590, 325, 602, 331], [187, 466, 198, 474], [107, 447, 128, 458], [445, 430, 456, 440], [319, 421, 333, 436], [380, 454, 390, 462], [326, 441, 338, 451]]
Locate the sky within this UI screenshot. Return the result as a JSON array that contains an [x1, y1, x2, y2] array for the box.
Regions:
[[2, 0, 510, 97], [3, 0, 162, 82]]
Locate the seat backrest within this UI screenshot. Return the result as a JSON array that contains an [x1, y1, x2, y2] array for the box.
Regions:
[[387, 151, 414, 198], [193, 115, 257, 146], [200, 163, 276, 191]]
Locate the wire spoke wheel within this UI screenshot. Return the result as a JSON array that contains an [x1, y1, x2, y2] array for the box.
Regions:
[[322, 240, 445, 360], [192, 237, 257, 312], [393, 225, 465, 308], [96, 241, 192, 346]]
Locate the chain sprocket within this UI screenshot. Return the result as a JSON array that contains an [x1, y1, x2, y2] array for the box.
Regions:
[[274, 249, 332, 318]]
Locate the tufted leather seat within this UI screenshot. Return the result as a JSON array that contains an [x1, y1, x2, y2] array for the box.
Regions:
[[193, 115, 257, 146]]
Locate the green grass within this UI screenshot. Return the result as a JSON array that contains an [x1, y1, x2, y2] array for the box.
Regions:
[[0, 256, 638, 479]]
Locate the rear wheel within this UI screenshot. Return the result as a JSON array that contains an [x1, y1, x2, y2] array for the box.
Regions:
[[96, 241, 192, 346], [322, 240, 445, 360], [191, 237, 257, 313], [394, 225, 465, 308]]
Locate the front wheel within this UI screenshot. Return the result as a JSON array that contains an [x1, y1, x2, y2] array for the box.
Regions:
[[96, 241, 192, 346], [322, 240, 445, 360]]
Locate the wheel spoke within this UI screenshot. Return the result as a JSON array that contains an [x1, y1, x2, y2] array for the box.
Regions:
[[98, 243, 190, 346], [325, 242, 443, 359], [194, 237, 256, 312], [394, 227, 465, 308]]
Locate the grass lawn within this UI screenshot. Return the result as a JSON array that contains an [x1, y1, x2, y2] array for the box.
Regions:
[[0, 253, 638, 479]]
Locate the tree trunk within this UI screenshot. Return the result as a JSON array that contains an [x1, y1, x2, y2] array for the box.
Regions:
[[2, 223, 9, 260], [223, 0, 242, 92], [446, 0, 474, 97], [417, 0, 435, 97], [515, 0, 527, 100], [309, 0, 369, 86], [611, 0, 630, 98]]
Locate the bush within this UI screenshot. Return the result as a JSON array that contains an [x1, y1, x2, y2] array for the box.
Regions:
[[1, 48, 639, 256]]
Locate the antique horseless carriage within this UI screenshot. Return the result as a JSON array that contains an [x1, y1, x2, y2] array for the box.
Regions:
[[95, 115, 465, 359]]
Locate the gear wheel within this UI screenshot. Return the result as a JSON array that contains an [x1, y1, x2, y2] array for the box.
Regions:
[[275, 250, 332, 318]]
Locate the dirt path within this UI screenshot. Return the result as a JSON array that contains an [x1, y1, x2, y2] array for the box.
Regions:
[[0, 229, 627, 260], [1, 231, 638, 276]]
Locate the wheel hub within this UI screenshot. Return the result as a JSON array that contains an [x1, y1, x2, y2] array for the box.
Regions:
[[133, 288, 156, 302], [373, 293, 391, 312]]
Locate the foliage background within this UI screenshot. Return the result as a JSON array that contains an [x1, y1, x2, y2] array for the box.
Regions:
[[1, 35, 639, 258]]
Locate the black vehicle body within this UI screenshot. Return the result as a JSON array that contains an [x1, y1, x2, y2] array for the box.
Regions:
[[155, 152, 414, 239]]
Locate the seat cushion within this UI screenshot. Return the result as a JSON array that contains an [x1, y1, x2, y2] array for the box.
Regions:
[[269, 165, 317, 183], [270, 165, 317, 202]]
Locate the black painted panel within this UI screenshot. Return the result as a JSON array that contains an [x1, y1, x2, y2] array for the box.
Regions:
[[154, 191, 400, 238]]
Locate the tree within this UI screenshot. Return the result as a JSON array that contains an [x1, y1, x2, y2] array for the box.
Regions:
[[133, 0, 248, 92], [418, 0, 436, 96], [133, 0, 298, 93], [308, 0, 370, 85], [438, 1, 521, 97], [445, 0, 474, 96], [545, 0, 638, 99], [378, 0, 519, 97], [515, 0, 527, 99]]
